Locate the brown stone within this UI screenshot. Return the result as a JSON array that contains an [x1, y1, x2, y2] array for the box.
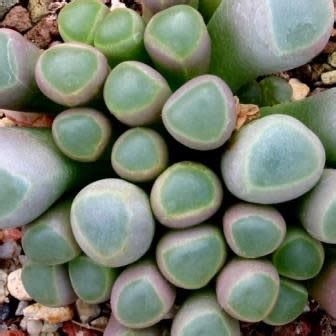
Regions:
[[25, 15, 58, 48], [1, 6, 33, 32]]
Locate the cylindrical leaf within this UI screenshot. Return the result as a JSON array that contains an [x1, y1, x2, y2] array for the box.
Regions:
[[223, 203, 286, 258], [156, 225, 226, 289], [22, 261, 77, 307], [69, 255, 118, 304], [162, 75, 236, 150], [111, 261, 176, 329], [216, 259, 280, 322], [171, 292, 240, 336], [263, 278, 308, 326], [221, 115, 325, 204], [22, 199, 81, 265], [104, 61, 171, 126], [94, 8, 146, 66], [52, 107, 112, 162], [35, 43, 109, 107], [71, 179, 155, 267], [0, 128, 90, 229], [111, 127, 168, 182], [298, 169, 336, 243], [0, 28, 40, 109], [272, 227, 325, 280], [261, 88, 336, 165], [151, 161, 223, 228], [208, 0, 334, 90], [144, 5, 211, 87], [58, 0, 109, 45]]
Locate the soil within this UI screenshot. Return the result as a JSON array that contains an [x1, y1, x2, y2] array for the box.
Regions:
[[0, 1, 336, 335]]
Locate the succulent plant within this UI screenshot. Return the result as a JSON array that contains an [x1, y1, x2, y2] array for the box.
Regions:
[[272, 227, 325, 280], [22, 199, 81, 265], [208, 0, 334, 90], [144, 5, 211, 88], [22, 261, 77, 307], [261, 88, 336, 165], [156, 224, 226, 289], [237, 80, 263, 106], [110, 261, 176, 329], [0, 28, 41, 109], [71, 178, 155, 267], [104, 61, 171, 126], [162, 75, 236, 150], [171, 292, 240, 336], [221, 115, 325, 204], [263, 278, 308, 326], [52, 107, 112, 162], [141, 0, 199, 23], [69, 255, 118, 304], [35, 43, 109, 107], [58, 0, 109, 45], [298, 169, 336, 243], [223, 203, 286, 258], [104, 316, 161, 336], [309, 259, 336, 319], [94, 8, 147, 67], [111, 127, 168, 182], [259, 77, 293, 107], [150, 161, 223, 228], [216, 259, 280, 322], [0, 128, 92, 229]]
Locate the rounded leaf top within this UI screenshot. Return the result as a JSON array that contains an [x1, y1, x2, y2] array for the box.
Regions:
[[216, 259, 280, 322], [58, 0, 109, 44], [112, 127, 168, 182], [162, 75, 236, 150], [151, 162, 223, 228], [71, 179, 155, 267], [104, 61, 171, 126], [0, 28, 40, 109], [298, 169, 336, 243], [22, 262, 77, 307], [22, 199, 81, 265], [223, 203, 286, 258], [111, 261, 176, 329], [156, 225, 226, 289], [35, 43, 109, 107], [144, 5, 211, 87], [94, 8, 146, 66], [171, 292, 240, 336], [221, 115, 325, 204], [52, 108, 112, 162], [272, 227, 325, 280]]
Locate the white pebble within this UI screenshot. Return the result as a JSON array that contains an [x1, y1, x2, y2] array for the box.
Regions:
[[27, 318, 43, 335], [23, 304, 74, 323], [76, 299, 101, 323], [0, 270, 9, 304], [7, 268, 32, 301]]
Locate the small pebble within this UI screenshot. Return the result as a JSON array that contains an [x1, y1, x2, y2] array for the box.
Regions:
[[0, 5, 33, 32], [0, 241, 20, 259], [90, 316, 108, 329], [16, 300, 30, 316], [27, 319, 43, 335], [7, 269, 32, 301], [41, 322, 62, 333], [0, 303, 10, 321], [28, 0, 52, 23], [75, 299, 101, 324], [321, 70, 336, 85], [0, 270, 9, 304], [289, 78, 310, 101], [328, 51, 336, 67], [23, 304, 74, 324], [20, 316, 28, 331]]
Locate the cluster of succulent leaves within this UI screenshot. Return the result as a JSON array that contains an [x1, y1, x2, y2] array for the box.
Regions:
[[0, 0, 336, 334]]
